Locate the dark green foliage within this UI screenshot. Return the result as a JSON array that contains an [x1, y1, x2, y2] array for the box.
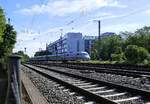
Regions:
[[0, 24, 16, 58], [124, 45, 150, 64], [14, 51, 29, 63], [124, 45, 138, 63], [0, 7, 6, 44], [136, 47, 150, 64], [34, 50, 52, 56], [91, 26, 150, 65], [111, 47, 125, 61], [111, 53, 124, 61], [91, 35, 123, 60], [125, 26, 150, 52], [0, 7, 16, 75], [91, 40, 99, 60]]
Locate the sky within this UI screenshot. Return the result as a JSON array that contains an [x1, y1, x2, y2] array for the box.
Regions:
[[0, 0, 150, 56]]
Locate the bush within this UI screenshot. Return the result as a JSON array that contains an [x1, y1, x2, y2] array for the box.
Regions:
[[112, 53, 124, 61], [138, 47, 150, 62], [14, 51, 29, 63], [124, 45, 150, 64]]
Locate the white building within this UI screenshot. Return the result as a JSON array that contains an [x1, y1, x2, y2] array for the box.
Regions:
[[83, 36, 98, 55], [47, 32, 84, 54], [47, 32, 115, 55]]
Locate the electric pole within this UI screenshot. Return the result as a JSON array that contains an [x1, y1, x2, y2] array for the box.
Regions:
[[93, 20, 101, 60], [98, 20, 101, 60], [98, 20, 101, 40], [60, 29, 63, 54], [24, 48, 26, 53], [60, 29, 63, 37], [8, 18, 11, 24]]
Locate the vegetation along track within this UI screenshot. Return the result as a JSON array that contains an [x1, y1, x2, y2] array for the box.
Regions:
[[24, 64, 150, 104]]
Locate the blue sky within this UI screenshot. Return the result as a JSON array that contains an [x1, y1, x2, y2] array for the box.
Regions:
[[0, 0, 150, 56]]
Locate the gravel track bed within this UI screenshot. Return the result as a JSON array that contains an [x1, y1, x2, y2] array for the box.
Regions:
[[119, 98, 144, 104], [43, 65, 150, 91], [22, 66, 86, 104], [30, 65, 147, 104]]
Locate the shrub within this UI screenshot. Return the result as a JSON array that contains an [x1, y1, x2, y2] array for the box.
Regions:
[[125, 45, 150, 64]]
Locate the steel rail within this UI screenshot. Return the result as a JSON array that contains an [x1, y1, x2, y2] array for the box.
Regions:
[[25, 64, 150, 102], [23, 64, 117, 104]]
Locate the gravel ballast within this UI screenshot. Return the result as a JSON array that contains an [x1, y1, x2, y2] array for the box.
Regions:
[[22, 66, 86, 104], [29, 65, 148, 104], [42, 65, 150, 91]]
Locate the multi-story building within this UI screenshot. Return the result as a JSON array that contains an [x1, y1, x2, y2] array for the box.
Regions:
[[83, 36, 98, 55], [47, 32, 84, 54], [47, 32, 116, 56]]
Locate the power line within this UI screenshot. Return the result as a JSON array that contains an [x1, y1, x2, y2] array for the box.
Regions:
[[93, 5, 150, 21], [21, 0, 47, 35]]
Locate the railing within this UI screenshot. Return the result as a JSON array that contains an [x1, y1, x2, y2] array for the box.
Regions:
[[5, 55, 22, 104]]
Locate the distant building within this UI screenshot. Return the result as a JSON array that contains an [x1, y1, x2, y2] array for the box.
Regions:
[[47, 32, 116, 56], [47, 32, 84, 54], [101, 32, 115, 38], [83, 36, 98, 55]]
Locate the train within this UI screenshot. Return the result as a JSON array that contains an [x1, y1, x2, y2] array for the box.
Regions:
[[30, 51, 90, 62]]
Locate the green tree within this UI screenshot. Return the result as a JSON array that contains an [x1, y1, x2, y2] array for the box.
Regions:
[[0, 24, 16, 58], [91, 35, 123, 60], [0, 7, 16, 76], [111, 47, 125, 62], [0, 7, 6, 46], [91, 40, 99, 60], [125, 26, 150, 52], [14, 51, 29, 63], [124, 45, 150, 64], [34, 50, 52, 56], [135, 26, 150, 35], [138, 47, 150, 64]]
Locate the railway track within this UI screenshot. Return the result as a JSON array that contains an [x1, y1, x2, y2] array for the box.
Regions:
[[37, 62, 150, 79], [24, 64, 150, 104], [30, 63, 150, 91]]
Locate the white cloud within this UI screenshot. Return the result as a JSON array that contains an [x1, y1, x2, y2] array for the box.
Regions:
[[16, 0, 127, 16], [102, 23, 143, 33], [14, 27, 64, 56], [144, 9, 150, 15]]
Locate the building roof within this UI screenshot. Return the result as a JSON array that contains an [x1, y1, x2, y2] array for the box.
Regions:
[[83, 36, 98, 40], [101, 32, 115, 36]]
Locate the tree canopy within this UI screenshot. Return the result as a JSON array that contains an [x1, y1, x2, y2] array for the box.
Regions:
[[125, 26, 150, 52], [0, 7, 6, 46], [0, 24, 16, 58], [124, 45, 150, 64], [34, 50, 52, 56], [0, 6, 17, 72], [14, 51, 29, 63], [91, 26, 150, 65], [92, 35, 123, 60]]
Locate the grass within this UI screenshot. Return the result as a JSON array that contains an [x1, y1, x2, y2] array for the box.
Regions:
[[72, 60, 118, 64]]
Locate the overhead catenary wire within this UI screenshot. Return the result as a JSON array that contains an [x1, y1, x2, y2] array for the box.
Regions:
[[31, 2, 88, 41], [18, 2, 150, 50]]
